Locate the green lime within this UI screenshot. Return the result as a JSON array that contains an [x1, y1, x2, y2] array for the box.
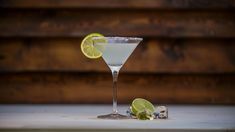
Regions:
[[131, 98, 155, 115], [81, 33, 105, 59]]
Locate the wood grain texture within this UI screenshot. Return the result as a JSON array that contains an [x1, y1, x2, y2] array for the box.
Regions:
[[1, 0, 235, 105], [0, 10, 234, 37], [0, 0, 235, 9], [1, 38, 235, 73], [0, 73, 234, 104]]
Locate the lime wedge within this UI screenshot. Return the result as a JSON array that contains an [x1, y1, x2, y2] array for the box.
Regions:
[[131, 98, 155, 115], [81, 33, 104, 59]]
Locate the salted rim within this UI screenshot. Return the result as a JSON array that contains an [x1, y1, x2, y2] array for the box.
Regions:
[[92, 36, 143, 43]]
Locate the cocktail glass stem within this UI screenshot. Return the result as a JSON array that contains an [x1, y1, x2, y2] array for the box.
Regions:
[[111, 69, 119, 114], [97, 66, 129, 119]]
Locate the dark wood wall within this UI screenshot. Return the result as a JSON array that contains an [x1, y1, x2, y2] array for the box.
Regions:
[[0, 0, 235, 104]]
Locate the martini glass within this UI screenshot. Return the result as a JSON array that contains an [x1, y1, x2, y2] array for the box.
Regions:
[[92, 37, 143, 119]]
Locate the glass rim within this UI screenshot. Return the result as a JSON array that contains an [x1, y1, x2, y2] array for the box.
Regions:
[[92, 36, 143, 41]]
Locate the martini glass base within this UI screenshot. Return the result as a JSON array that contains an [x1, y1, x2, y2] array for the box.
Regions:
[[97, 113, 130, 119]]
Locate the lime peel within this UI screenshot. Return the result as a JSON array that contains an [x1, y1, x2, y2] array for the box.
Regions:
[[136, 109, 154, 120]]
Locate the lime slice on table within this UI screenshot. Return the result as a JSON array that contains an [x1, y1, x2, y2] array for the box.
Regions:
[[131, 98, 155, 116], [81, 33, 105, 59]]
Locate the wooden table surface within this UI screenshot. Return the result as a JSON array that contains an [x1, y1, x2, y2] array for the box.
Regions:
[[0, 105, 234, 132]]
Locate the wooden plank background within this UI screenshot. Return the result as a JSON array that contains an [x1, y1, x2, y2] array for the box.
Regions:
[[1, 0, 235, 9], [0, 0, 235, 104], [1, 73, 235, 104], [0, 10, 235, 38], [1, 38, 235, 73]]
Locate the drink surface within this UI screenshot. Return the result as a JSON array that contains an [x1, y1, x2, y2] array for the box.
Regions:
[[94, 43, 138, 67]]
